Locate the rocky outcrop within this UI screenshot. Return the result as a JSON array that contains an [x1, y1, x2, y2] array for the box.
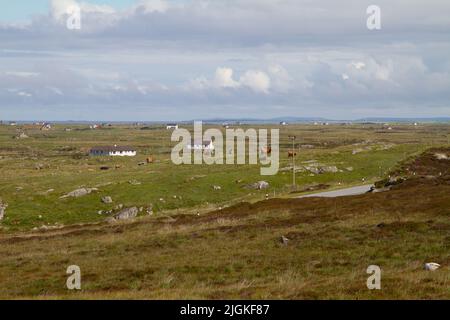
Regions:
[[114, 207, 138, 220], [60, 188, 98, 199]]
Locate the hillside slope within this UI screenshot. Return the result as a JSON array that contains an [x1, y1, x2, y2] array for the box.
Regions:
[[0, 148, 448, 299]]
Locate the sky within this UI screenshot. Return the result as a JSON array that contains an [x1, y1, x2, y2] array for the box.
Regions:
[[0, 0, 449, 121]]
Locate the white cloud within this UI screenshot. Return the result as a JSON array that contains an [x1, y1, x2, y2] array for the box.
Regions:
[[214, 67, 239, 88], [239, 70, 271, 93]]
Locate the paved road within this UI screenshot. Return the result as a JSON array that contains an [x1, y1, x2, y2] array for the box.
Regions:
[[297, 184, 374, 198]]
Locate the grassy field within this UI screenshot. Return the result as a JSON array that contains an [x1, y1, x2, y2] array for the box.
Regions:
[[0, 147, 448, 299], [1, 122, 448, 232]]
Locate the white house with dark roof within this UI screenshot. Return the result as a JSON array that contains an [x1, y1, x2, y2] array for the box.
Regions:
[[166, 123, 179, 130], [89, 145, 137, 157]]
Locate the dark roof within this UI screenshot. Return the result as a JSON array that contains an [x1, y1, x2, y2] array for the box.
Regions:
[[90, 145, 136, 152]]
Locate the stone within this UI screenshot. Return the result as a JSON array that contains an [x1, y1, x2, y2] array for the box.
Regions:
[[434, 153, 448, 160], [252, 181, 269, 190], [0, 199, 7, 221], [15, 132, 29, 139], [114, 207, 138, 220], [101, 196, 113, 204], [60, 187, 98, 198], [424, 262, 441, 271], [280, 236, 289, 245]]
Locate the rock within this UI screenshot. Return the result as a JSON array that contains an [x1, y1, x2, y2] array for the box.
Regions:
[[0, 199, 7, 221], [424, 262, 441, 271], [280, 236, 289, 245], [252, 181, 269, 190], [346, 167, 354, 171], [128, 180, 141, 185], [321, 166, 338, 173], [114, 204, 123, 210], [15, 132, 29, 139], [105, 217, 116, 224], [146, 205, 154, 215], [212, 185, 222, 190], [114, 207, 138, 220], [305, 166, 321, 174], [60, 187, 98, 199], [35, 163, 45, 170], [434, 153, 448, 160], [101, 196, 113, 204]]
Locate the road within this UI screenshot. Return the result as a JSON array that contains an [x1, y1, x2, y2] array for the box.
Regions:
[[297, 184, 374, 198]]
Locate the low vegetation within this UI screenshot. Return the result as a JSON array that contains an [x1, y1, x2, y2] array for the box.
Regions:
[[0, 122, 448, 299]]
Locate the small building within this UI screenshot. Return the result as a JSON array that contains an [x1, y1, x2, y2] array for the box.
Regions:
[[280, 121, 288, 126], [89, 145, 137, 157], [187, 140, 214, 151], [166, 123, 178, 130], [40, 123, 52, 130]]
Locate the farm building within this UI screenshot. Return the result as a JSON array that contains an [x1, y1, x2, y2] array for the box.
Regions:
[[187, 140, 214, 151], [89, 145, 137, 157]]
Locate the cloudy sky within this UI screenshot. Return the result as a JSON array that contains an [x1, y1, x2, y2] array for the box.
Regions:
[[0, 0, 449, 120]]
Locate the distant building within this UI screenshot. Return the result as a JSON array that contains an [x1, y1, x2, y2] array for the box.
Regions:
[[187, 140, 214, 151], [166, 124, 179, 130], [89, 145, 137, 157], [9, 121, 17, 126], [40, 123, 51, 130], [279, 121, 288, 126]]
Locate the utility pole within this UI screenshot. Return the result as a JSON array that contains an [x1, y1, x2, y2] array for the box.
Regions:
[[289, 135, 296, 189]]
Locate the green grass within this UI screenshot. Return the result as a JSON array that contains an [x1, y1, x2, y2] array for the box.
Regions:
[[0, 123, 448, 231]]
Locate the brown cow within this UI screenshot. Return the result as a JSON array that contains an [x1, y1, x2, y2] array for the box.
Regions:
[[288, 151, 297, 157], [146, 156, 154, 164]]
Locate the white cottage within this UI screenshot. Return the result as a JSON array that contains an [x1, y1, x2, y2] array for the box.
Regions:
[[89, 145, 137, 157], [166, 123, 179, 130]]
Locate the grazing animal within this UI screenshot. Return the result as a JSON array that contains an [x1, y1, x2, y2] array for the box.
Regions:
[[146, 156, 154, 164], [288, 151, 297, 157]]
